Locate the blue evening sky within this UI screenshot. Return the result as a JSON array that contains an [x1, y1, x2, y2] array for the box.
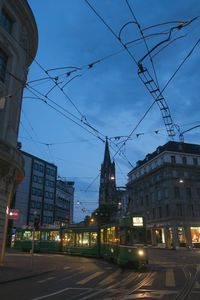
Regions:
[[22, 0, 200, 222]]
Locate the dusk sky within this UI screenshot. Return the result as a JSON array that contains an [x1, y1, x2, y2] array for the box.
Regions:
[[22, 0, 200, 222]]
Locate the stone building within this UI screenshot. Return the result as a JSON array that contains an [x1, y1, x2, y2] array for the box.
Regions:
[[0, 0, 37, 262], [99, 138, 116, 206], [127, 141, 200, 249]]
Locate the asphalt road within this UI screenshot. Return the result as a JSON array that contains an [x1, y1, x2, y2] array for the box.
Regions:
[[1, 248, 200, 300]]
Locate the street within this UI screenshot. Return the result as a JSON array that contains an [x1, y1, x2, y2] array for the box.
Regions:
[[1, 249, 200, 299]]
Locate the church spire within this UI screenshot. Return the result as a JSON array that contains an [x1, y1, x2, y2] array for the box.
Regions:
[[103, 137, 111, 166], [99, 137, 116, 206]]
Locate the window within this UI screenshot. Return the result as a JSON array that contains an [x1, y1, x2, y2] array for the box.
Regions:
[[33, 175, 37, 183], [0, 9, 13, 34], [38, 177, 43, 184], [182, 156, 187, 164], [152, 208, 155, 219], [145, 195, 149, 206], [44, 203, 48, 210], [31, 201, 35, 208], [0, 49, 7, 82], [171, 155, 176, 163], [48, 216, 53, 224], [174, 187, 180, 199], [186, 187, 192, 199], [176, 204, 183, 216], [166, 204, 170, 217], [193, 158, 198, 166], [158, 207, 162, 218], [43, 216, 47, 223], [36, 201, 41, 209], [197, 188, 200, 197]]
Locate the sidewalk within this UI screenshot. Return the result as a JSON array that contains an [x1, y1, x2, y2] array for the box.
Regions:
[[0, 249, 54, 284]]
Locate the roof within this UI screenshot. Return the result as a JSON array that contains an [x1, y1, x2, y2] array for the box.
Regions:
[[129, 141, 200, 174]]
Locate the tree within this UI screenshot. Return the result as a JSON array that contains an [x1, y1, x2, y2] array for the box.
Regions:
[[92, 203, 118, 225], [84, 215, 91, 227]]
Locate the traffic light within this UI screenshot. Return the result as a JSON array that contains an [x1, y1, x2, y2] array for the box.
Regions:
[[33, 216, 40, 230]]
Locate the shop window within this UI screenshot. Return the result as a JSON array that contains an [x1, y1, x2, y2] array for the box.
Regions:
[[191, 227, 200, 243], [0, 9, 13, 34], [178, 227, 186, 245], [0, 49, 7, 82]]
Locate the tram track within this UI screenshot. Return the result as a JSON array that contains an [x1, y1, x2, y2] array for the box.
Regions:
[[111, 271, 155, 300], [175, 266, 198, 300]]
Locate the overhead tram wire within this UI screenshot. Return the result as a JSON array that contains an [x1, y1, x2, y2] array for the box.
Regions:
[[84, 0, 198, 139], [113, 38, 200, 158], [25, 86, 106, 143], [84, 0, 176, 139], [21, 109, 50, 159], [125, 0, 160, 88], [25, 83, 106, 141], [84, 1, 199, 152], [10, 27, 105, 142], [84, 173, 100, 193]]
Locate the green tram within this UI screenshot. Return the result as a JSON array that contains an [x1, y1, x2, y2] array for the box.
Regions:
[[14, 229, 62, 252], [100, 215, 148, 267], [13, 215, 148, 268]]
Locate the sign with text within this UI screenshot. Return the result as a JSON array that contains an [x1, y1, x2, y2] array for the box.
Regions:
[[132, 217, 143, 227], [8, 209, 20, 220]]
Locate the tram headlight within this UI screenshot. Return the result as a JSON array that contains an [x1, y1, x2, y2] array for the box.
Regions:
[[137, 249, 144, 256]]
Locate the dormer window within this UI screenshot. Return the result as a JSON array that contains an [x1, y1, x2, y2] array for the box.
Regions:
[[1, 9, 13, 34]]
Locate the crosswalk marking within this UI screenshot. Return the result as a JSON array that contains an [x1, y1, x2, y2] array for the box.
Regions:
[[99, 269, 121, 286], [77, 271, 104, 285], [165, 268, 175, 287]]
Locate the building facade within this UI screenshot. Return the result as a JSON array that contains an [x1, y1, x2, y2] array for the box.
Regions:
[[55, 180, 74, 227], [0, 0, 38, 262], [13, 151, 57, 227], [99, 138, 116, 206], [127, 141, 200, 249]]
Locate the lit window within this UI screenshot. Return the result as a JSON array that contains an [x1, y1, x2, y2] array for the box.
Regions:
[[0, 49, 7, 82], [1, 9, 13, 34]]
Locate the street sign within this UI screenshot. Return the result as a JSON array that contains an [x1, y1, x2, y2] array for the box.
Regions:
[[8, 209, 20, 220]]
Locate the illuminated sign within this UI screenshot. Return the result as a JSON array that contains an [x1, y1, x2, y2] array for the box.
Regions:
[[133, 217, 143, 227], [8, 209, 20, 220]]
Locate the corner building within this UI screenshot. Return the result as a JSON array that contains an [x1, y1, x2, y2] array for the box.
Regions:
[[0, 0, 38, 262], [127, 141, 200, 249]]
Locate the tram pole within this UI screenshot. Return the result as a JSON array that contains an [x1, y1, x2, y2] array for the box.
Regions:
[[30, 227, 35, 271]]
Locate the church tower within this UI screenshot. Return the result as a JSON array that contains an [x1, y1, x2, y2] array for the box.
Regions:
[[99, 138, 117, 206]]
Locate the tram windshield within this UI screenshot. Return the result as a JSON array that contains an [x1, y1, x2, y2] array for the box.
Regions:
[[120, 228, 146, 245]]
